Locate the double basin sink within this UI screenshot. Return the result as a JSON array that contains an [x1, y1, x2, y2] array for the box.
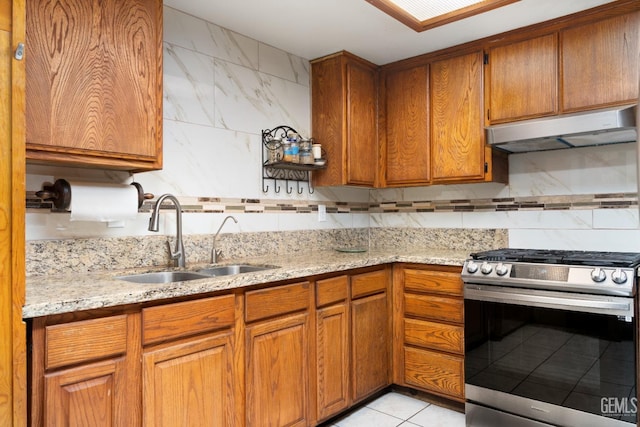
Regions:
[[117, 264, 277, 284]]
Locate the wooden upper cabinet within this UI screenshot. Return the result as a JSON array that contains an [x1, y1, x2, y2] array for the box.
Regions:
[[311, 51, 378, 187], [486, 33, 558, 124], [561, 11, 640, 112], [430, 51, 486, 183], [26, 0, 163, 171], [381, 64, 430, 187]]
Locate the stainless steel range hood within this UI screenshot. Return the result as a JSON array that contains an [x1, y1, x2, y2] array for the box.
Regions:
[[486, 105, 637, 153]]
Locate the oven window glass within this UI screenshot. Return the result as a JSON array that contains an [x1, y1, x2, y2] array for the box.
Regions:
[[465, 299, 636, 423]]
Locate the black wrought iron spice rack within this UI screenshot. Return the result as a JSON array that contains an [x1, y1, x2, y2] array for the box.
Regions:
[[262, 125, 326, 194]]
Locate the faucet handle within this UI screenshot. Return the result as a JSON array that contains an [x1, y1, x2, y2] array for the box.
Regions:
[[166, 241, 183, 261]]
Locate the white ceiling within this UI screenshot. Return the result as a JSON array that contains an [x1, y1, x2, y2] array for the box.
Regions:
[[163, 0, 617, 65]]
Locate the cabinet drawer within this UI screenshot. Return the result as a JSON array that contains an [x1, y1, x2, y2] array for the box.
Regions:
[[351, 269, 389, 299], [404, 346, 464, 399], [316, 275, 349, 307], [246, 282, 310, 322], [45, 315, 128, 370], [142, 294, 235, 346], [404, 318, 463, 354], [404, 293, 463, 323], [404, 269, 462, 296]]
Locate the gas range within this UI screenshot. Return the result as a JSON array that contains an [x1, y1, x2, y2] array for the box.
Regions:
[[461, 248, 640, 297]]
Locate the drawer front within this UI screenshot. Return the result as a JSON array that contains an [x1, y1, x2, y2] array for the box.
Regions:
[[404, 346, 464, 399], [316, 275, 349, 307], [143, 294, 235, 346], [404, 293, 463, 323], [404, 318, 463, 354], [46, 315, 128, 370], [351, 268, 389, 299], [245, 281, 310, 322], [404, 269, 462, 296]]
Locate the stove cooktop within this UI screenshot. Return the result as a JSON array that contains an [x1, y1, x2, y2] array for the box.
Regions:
[[470, 248, 640, 268]]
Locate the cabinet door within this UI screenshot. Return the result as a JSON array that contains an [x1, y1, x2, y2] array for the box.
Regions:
[[316, 303, 350, 421], [431, 51, 485, 183], [561, 11, 640, 112], [311, 52, 377, 188], [383, 64, 430, 186], [143, 332, 234, 427], [246, 313, 310, 427], [26, 0, 162, 170], [486, 33, 558, 123], [351, 292, 389, 402], [345, 59, 377, 186], [44, 358, 128, 427]]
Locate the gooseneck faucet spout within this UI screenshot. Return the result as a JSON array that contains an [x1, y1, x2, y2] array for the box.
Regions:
[[149, 194, 186, 268], [212, 215, 238, 263]]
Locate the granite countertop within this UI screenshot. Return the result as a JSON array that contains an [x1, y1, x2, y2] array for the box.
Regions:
[[24, 248, 470, 319]]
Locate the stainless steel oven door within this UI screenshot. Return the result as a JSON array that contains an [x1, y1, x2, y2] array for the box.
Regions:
[[464, 284, 636, 427]]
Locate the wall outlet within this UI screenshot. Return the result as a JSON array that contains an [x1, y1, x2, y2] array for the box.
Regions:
[[318, 204, 327, 222]]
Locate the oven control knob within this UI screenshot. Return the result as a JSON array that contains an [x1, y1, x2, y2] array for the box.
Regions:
[[590, 268, 606, 283], [466, 261, 479, 274], [480, 262, 493, 275], [612, 269, 628, 285], [495, 263, 509, 276]]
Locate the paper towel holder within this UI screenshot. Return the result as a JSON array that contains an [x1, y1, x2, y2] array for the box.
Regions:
[[35, 179, 154, 210]]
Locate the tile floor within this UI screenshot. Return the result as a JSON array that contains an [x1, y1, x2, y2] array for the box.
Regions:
[[326, 392, 465, 427]]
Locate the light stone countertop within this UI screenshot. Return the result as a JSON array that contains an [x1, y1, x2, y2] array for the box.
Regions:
[[24, 248, 470, 319]]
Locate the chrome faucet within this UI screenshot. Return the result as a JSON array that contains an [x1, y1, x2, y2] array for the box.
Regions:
[[148, 194, 186, 268], [212, 215, 238, 263]]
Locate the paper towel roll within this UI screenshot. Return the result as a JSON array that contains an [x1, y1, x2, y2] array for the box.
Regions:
[[69, 181, 140, 222]]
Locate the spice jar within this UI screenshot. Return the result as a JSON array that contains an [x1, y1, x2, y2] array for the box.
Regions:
[[289, 140, 300, 163], [282, 140, 292, 162], [299, 139, 314, 164], [266, 137, 283, 164]]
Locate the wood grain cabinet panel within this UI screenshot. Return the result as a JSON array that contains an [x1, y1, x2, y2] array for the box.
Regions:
[[404, 346, 463, 398], [311, 51, 378, 187], [142, 332, 235, 427], [351, 290, 389, 403], [25, 0, 163, 170], [486, 33, 558, 123], [142, 294, 234, 346], [404, 268, 463, 296], [45, 358, 126, 427], [561, 11, 640, 111], [382, 64, 430, 186], [246, 313, 310, 427], [316, 302, 350, 421], [430, 51, 487, 183], [395, 264, 465, 402], [245, 281, 310, 323]]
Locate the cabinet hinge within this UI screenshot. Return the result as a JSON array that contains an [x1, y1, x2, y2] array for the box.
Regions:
[[483, 53, 489, 65], [484, 162, 488, 173], [487, 109, 490, 121]]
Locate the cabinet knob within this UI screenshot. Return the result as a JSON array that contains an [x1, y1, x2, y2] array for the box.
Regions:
[[14, 43, 24, 61]]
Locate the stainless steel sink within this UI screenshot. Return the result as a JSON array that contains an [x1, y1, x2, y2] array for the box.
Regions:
[[197, 264, 277, 276], [116, 271, 210, 284], [116, 264, 278, 284]]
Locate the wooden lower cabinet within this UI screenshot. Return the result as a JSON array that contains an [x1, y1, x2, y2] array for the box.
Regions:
[[351, 291, 389, 402], [316, 276, 350, 421], [142, 332, 234, 427], [141, 294, 237, 427], [31, 263, 468, 426], [393, 264, 465, 402], [245, 282, 311, 427], [30, 312, 140, 427], [44, 357, 128, 427]]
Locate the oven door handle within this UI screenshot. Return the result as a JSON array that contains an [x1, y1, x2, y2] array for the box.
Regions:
[[464, 284, 634, 317]]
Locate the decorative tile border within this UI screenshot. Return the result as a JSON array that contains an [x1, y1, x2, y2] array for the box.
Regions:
[[26, 192, 638, 214]]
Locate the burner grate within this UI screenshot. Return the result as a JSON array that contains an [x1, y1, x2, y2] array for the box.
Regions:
[[471, 248, 640, 268]]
